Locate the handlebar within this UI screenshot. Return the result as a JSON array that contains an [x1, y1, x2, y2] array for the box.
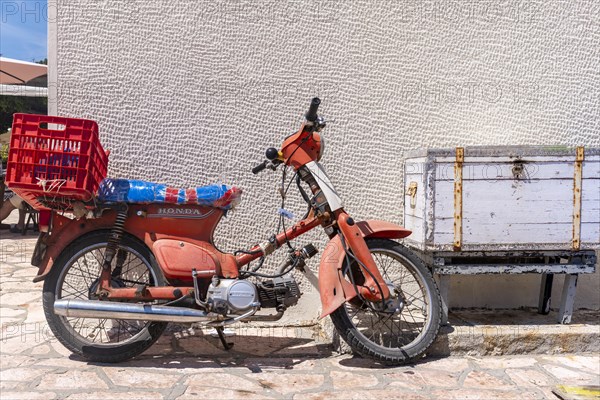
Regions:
[[254, 98, 322, 174], [253, 147, 283, 174], [252, 161, 268, 174], [305, 97, 321, 122]]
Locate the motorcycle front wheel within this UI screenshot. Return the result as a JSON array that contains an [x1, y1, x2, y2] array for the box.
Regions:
[[330, 238, 442, 364], [42, 230, 168, 363]]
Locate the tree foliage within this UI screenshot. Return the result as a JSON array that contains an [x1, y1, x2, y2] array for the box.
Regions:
[[0, 96, 47, 134]]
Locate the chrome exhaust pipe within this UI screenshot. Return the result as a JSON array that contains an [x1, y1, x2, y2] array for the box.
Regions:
[[54, 299, 213, 323]]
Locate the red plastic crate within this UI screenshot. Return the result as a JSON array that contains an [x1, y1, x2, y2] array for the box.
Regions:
[[5, 114, 109, 210]]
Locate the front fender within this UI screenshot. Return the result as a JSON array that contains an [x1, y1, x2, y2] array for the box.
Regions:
[[318, 220, 411, 318]]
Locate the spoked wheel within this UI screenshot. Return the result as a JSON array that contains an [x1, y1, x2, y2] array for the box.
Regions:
[[330, 238, 442, 364], [42, 231, 168, 363]]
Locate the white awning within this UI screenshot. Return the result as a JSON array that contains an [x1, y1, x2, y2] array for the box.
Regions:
[[0, 57, 47, 84], [0, 84, 48, 97]]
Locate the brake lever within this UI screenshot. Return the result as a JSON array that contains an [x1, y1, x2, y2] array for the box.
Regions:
[[268, 160, 283, 171]]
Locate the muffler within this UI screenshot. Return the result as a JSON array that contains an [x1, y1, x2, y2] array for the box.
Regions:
[[54, 299, 213, 323]]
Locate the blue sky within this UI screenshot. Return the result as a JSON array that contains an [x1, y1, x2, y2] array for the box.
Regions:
[[0, 0, 48, 61]]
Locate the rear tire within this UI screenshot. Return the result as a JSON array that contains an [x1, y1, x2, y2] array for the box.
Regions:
[[330, 238, 441, 364], [42, 230, 168, 363]]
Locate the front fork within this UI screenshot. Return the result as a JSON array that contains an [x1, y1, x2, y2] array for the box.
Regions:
[[336, 212, 391, 303], [298, 165, 392, 304]]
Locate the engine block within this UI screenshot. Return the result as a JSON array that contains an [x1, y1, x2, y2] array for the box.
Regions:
[[257, 275, 301, 311], [206, 279, 259, 315]]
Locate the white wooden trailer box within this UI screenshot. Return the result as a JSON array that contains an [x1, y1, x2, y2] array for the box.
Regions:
[[402, 146, 599, 324], [403, 146, 600, 252]]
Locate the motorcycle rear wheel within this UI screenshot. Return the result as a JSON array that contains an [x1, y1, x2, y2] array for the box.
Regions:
[[42, 230, 168, 363], [330, 238, 442, 364]]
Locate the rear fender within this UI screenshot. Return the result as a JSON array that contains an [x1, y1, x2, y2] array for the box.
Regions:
[[33, 212, 117, 282], [318, 220, 411, 318]]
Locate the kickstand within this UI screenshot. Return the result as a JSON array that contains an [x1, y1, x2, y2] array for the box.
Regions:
[[215, 327, 234, 350]]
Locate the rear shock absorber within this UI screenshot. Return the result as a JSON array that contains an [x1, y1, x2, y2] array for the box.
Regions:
[[98, 204, 128, 296]]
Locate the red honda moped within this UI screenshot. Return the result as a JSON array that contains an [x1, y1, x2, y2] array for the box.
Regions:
[[9, 98, 442, 364]]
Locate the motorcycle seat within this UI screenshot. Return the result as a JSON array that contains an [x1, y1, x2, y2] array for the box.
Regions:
[[97, 178, 242, 209]]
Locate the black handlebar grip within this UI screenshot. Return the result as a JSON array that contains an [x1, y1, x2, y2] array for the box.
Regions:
[[305, 97, 321, 122], [252, 161, 268, 174]]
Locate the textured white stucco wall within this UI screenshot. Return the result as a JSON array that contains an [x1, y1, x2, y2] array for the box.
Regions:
[[50, 0, 600, 316]]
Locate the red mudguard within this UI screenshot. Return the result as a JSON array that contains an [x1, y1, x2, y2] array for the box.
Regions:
[[318, 220, 411, 318]]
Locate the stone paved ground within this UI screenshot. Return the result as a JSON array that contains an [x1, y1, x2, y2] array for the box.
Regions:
[[1, 215, 599, 400]]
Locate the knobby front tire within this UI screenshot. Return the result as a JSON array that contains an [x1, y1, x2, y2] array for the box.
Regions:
[[330, 238, 442, 364]]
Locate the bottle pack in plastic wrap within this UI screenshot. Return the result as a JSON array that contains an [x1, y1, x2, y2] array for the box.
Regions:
[[97, 179, 241, 209]]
